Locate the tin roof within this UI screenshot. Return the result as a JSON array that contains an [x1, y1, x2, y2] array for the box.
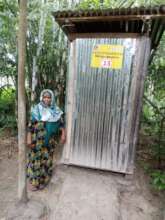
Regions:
[[53, 5, 165, 50]]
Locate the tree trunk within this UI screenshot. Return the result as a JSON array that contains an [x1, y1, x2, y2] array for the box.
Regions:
[[18, 0, 28, 203]]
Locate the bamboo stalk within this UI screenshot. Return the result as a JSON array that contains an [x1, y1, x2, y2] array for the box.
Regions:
[[18, 0, 28, 203]]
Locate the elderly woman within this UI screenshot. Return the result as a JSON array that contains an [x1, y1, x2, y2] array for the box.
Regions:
[[27, 89, 65, 191]]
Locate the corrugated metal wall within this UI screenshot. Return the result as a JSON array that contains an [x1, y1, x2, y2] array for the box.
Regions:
[[63, 37, 150, 174]]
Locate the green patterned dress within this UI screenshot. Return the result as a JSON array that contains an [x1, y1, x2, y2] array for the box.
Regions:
[[27, 120, 60, 188]]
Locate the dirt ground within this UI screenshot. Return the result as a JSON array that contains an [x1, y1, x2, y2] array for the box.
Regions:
[[0, 134, 164, 220]]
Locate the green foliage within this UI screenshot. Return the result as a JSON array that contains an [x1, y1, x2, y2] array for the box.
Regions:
[[141, 33, 165, 191], [0, 87, 17, 131], [0, 0, 68, 112], [0, 0, 18, 83], [151, 143, 165, 162], [76, 0, 101, 9], [76, 0, 165, 10], [150, 170, 165, 191]]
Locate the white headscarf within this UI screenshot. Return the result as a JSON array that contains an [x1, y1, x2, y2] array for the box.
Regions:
[[31, 89, 63, 122]]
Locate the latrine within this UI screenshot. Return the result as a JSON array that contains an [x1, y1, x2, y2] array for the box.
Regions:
[[53, 6, 165, 174]]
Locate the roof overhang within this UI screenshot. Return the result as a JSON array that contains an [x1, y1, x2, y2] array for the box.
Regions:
[[52, 5, 165, 50]]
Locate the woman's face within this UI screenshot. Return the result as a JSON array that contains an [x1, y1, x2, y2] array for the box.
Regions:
[[43, 94, 51, 106]]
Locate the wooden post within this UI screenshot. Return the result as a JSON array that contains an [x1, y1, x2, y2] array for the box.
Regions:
[[18, 0, 28, 202]]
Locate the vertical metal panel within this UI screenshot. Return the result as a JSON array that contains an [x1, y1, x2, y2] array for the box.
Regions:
[[63, 37, 150, 174], [62, 42, 77, 162]]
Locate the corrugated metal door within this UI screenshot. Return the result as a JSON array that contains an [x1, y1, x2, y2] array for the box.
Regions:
[[64, 37, 150, 174]]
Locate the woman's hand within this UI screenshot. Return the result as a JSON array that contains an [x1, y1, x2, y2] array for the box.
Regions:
[[60, 128, 66, 144]]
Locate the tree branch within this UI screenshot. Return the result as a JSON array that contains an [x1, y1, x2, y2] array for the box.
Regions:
[[143, 95, 164, 117]]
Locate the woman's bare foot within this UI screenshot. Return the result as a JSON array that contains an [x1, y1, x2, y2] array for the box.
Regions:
[[28, 183, 39, 191]]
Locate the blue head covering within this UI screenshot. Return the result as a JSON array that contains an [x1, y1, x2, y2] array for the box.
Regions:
[[31, 89, 63, 122]]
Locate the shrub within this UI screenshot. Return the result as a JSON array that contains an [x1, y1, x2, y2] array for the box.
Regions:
[[0, 87, 17, 132]]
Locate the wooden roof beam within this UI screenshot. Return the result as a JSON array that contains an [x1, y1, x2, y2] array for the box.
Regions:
[[55, 14, 165, 23]]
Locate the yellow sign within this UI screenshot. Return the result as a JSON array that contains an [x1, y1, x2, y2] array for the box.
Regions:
[[91, 44, 124, 69]]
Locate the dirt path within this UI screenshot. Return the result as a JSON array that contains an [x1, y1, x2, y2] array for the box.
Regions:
[[0, 137, 18, 219], [0, 136, 164, 220], [38, 165, 164, 220]]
